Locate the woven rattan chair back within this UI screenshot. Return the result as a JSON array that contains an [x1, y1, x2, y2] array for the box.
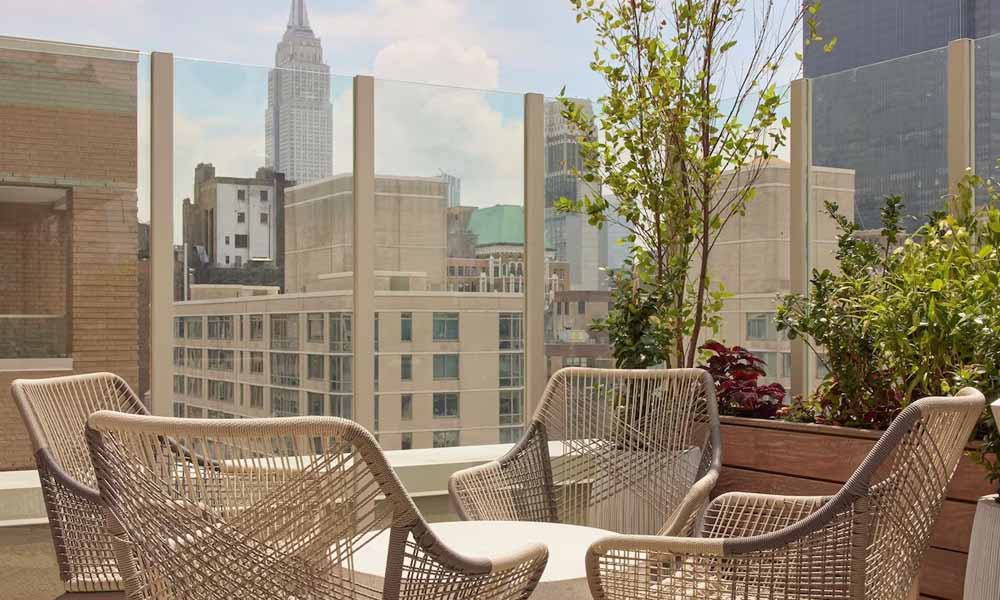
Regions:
[[86, 413, 548, 600], [452, 367, 720, 535], [859, 395, 984, 600], [698, 390, 984, 600], [11, 372, 147, 593]]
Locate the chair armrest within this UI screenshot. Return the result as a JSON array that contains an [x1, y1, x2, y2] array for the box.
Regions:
[[448, 421, 557, 522], [35, 447, 101, 504], [700, 491, 832, 539], [657, 468, 719, 536]]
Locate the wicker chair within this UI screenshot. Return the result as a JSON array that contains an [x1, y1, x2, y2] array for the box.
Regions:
[[450, 367, 720, 536], [585, 388, 986, 600], [85, 412, 549, 600], [11, 372, 148, 594]]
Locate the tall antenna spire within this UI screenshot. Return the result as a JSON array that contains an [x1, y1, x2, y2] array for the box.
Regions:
[[287, 0, 311, 30]]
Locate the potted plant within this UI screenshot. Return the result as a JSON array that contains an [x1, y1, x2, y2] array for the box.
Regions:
[[699, 341, 786, 419]]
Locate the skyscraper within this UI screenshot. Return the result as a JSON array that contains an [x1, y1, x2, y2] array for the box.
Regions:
[[804, 1, 1000, 230], [265, 0, 333, 185], [543, 99, 608, 290]]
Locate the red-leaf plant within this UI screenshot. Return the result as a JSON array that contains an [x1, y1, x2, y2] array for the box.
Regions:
[[699, 340, 786, 419]]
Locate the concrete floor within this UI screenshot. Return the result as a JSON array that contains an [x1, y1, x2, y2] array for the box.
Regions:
[[0, 524, 67, 600]]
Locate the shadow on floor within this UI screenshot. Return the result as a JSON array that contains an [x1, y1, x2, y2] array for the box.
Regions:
[[0, 524, 66, 600]]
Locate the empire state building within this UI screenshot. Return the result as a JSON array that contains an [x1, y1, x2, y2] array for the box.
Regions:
[[265, 0, 333, 185]]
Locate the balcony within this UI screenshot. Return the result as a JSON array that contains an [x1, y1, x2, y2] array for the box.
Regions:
[[3, 1, 1000, 598]]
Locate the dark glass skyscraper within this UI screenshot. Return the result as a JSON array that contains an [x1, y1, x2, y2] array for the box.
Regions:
[[805, 0, 1000, 231]]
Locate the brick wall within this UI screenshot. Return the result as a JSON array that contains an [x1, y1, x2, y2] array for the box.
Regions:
[[0, 45, 138, 470]]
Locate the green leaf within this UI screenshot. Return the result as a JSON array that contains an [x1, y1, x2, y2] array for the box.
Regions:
[[931, 279, 944, 292]]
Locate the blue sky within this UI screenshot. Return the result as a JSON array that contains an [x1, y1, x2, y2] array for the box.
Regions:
[[4, 0, 606, 97], [5, 0, 800, 233]]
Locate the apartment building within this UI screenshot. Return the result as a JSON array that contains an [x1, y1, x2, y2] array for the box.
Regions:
[[182, 163, 288, 272], [711, 160, 855, 388], [171, 289, 525, 450]]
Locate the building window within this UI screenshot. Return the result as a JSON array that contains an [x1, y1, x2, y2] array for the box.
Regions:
[[751, 351, 779, 378], [186, 377, 203, 399], [374, 312, 380, 352], [308, 392, 325, 416], [270, 314, 299, 350], [432, 312, 459, 341], [260, 213, 269, 225], [234, 234, 248, 248], [330, 395, 352, 419], [307, 354, 325, 380], [329, 312, 352, 353], [173, 347, 185, 367], [782, 352, 792, 378], [271, 388, 299, 417], [307, 313, 324, 343], [207, 349, 234, 371], [271, 353, 300, 387], [395, 395, 411, 424], [249, 351, 264, 374], [206, 316, 233, 340], [237, 212, 245, 223], [432, 392, 459, 418], [499, 389, 523, 425], [174, 317, 184, 338], [173, 402, 185, 418], [401, 432, 413, 450], [433, 354, 459, 380], [186, 406, 204, 418], [260, 190, 268, 202], [224, 255, 230, 265], [224, 235, 230, 246], [207, 380, 234, 403], [173, 375, 185, 394], [433, 430, 460, 448], [400, 312, 412, 342], [499, 354, 524, 387], [237, 189, 245, 201], [329, 355, 352, 393], [499, 427, 523, 443], [578, 301, 586, 314], [249, 314, 264, 340], [185, 317, 203, 339], [400, 355, 412, 381], [249, 385, 264, 409], [746, 312, 778, 341], [499, 313, 523, 349], [186, 348, 202, 369]]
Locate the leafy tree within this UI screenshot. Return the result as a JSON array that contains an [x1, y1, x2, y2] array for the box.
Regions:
[[559, 0, 832, 368]]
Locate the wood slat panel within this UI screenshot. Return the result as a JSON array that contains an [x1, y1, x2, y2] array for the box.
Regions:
[[721, 423, 875, 482], [945, 456, 995, 502], [919, 547, 966, 600]]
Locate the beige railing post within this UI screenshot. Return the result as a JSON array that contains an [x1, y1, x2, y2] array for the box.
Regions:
[[947, 38, 975, 207], [150, 52, 174, 416], [524, 93, 546, 416], [353, 75, 376, 431], [789, 78, 811, 398]]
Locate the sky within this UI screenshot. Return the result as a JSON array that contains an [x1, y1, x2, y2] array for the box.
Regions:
[[3, 0, 801, 235]]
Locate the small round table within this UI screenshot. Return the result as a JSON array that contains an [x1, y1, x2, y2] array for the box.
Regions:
[[351, 520, 612, 599]]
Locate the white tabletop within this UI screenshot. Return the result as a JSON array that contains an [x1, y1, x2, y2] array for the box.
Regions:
[[351, 520, 612, 594]]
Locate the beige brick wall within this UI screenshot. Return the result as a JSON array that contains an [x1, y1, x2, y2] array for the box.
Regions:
[[0, 46, 138, 470]]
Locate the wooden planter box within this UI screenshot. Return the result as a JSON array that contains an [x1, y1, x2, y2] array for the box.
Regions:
[[716, 416, 995, 600]]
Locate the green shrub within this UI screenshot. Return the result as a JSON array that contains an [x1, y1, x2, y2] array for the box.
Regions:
[[776, 175, 1000, 493]]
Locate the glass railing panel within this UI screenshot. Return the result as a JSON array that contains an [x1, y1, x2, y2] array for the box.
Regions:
[[170, 55, 354, 421], [373, 78, 525, 449]]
